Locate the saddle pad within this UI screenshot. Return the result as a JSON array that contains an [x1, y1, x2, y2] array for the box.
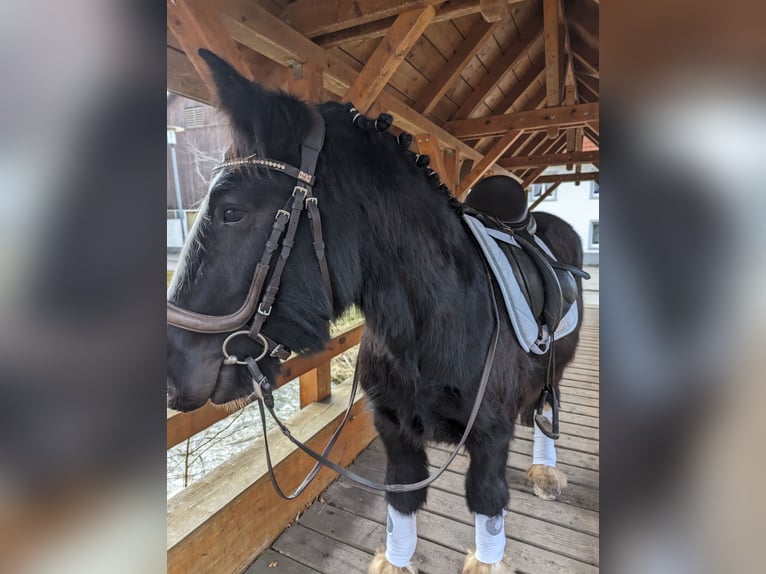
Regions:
[[463, 215, 579, 355]]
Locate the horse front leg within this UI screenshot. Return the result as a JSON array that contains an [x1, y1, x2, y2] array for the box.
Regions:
[[368, 412, 429, 574], [463, 433, 513, 574], [527, 404, 568, 500]]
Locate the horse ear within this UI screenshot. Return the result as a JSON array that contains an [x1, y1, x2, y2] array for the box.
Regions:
[[198, 49, 269, 144]]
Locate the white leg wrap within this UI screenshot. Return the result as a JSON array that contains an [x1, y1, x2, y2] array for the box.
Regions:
[[474, 511, 506, 564], [533, 407, 557, 467], [385, 505, 417, 568]]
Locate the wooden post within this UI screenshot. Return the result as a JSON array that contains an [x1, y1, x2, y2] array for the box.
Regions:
[[299, 362, 332, 408], [415, 133, 447, 177], [442, 148, 460, 192]]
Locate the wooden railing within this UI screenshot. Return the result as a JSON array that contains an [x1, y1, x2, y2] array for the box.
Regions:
[[167, 320, 376, 574]]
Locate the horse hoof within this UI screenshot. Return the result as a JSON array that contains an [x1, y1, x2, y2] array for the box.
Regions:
[[527, 464, 567, 500], [462, 549, 511, 573], [368, 548, 417, 574]]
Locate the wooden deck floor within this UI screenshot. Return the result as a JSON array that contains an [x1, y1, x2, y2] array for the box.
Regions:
[[249, 307, 599, 574]]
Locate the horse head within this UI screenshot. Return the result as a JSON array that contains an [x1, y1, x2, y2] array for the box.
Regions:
[[167, 51, 340, 411]]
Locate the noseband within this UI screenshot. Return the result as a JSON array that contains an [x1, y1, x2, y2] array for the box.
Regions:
[[166, 107, 332, 367]]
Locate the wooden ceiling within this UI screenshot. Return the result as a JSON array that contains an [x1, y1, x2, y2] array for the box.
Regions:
[[167, 0, 599, 197]]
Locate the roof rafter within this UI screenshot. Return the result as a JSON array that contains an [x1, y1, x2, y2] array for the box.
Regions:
[[344, 6, 437, 112], [413, 18, 500, 116], [280, 0, 442, 39], [498, 150, 598, 169], [445, 102, 599, 139], [452, 28, 545, 120]]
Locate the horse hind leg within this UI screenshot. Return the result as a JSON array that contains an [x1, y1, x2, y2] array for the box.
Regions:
[[527, 405, 568, 500], [462, 435, 513, 574]]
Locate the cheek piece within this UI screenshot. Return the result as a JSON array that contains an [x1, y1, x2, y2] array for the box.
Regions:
[[533, 407, 557, 467], [385, 505, 418, 568], [474, 510, 507, 564]]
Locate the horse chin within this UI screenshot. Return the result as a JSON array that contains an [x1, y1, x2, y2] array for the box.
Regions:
[[210, 364, 254, 407]]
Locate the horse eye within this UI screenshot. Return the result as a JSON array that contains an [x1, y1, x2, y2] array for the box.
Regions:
[[223, 208, 245, 223]]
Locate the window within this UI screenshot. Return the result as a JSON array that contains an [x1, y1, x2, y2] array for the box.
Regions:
[[184, 106, 205, 128], [529, 182, 557, 202], [590, 181, 600, 199], [589, 221, 600, 249]]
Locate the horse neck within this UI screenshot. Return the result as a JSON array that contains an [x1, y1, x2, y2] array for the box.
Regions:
[[348, 182, 491, 359]]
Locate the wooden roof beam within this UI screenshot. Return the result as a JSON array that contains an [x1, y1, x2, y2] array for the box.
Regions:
[[518, 133, 567, 185], [445, 102, 598, 138], [577, 73, 599, 98], [543, 0, 563, 137], [456, 130, 525, 199], [280, 0, 442, 39], [533, 171, 599, 185], [567, 0, 599, 51], [344, 6, 437, 113], [313, 0, 528, 48], [221, 0, 514, 174], [498, 150, 598, 169], [167, 0, 255, 101], [414, 18, 500, 116], [472, 72, 545, 153], [571, 36, 599, 79], [452, 28, 545, 120]]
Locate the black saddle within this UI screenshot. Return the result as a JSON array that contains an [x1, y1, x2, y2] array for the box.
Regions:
[[464, 176, 588, 336], [464, 175, 590, 439]]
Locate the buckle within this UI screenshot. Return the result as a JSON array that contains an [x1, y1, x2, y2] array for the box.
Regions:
[[293, 185, 308, 198], [275, 209, 290, 221], [305, 196, 318, 206], [257, 303, 272, 317]]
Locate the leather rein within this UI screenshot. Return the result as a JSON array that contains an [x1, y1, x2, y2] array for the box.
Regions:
[[166, 107, 501, 498]]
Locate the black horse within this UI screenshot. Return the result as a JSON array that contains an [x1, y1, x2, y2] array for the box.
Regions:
[[167, 51, 584, 574]]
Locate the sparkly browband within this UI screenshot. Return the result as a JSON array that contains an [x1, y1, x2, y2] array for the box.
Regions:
[[212, 153, 316, 185]]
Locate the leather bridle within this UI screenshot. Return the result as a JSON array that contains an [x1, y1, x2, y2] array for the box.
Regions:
[[166, 105, 501, 499], [166, 107, 332, 367]]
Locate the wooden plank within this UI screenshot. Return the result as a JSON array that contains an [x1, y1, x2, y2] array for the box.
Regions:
[[280, 0, 442, 39], [344, 6, 437, 113], [246, 548, 320, 574], [414, 19, 500, 115], [445, 102, 599, 138], [533, 171, 599, 184], [442, 148, 460, 191], [272, 524, 372, 572], [168, 383, 377, 574], [543, 0, 562, 116], [455, 129, 524, 199], [499, 149, 598, 169], [167, 47, 215, 105], [167, 322, 365, 449], [299, 362, 332, 408], [453, 28, 544, 120], [167, 0, 254, 103]]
